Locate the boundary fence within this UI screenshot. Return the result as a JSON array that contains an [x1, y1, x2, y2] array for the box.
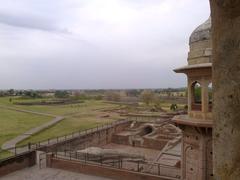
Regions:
[[0, 119, 130, 161], [51, 151, 181, 179]]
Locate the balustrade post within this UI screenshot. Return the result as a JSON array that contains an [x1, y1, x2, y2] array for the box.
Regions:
[[137, 161, 140, 172], [158, 164, 160, 175], [28, 142, 31, 150]]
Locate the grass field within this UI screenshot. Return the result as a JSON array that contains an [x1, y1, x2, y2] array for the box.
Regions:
[[0, 96, 185, 151], [18, 101, 122, 145], [0, 108, 52, 159], [0, 97, 122, 148], [0, 97, 120, 116], [160, 102, 186, 111], [0, 108, 52, 147]]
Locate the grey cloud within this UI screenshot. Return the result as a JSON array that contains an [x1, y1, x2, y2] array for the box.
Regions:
[[0, 0, 210, 89], [0, 12, 66, 32]]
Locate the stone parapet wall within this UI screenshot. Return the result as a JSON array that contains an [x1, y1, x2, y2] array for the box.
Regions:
[[111, 134, 130, 145], [189, 111, 212, 120], [47, 156, 176, 180], [0, 151, 36, 177], [39, 120, 131, 153]]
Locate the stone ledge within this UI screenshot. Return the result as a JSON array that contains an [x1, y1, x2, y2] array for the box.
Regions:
[[172, 115, 212, 128]]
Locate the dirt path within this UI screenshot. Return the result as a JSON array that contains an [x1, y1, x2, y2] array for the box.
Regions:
[[0, 105, 64, 150], [0, 105, 57, 117]]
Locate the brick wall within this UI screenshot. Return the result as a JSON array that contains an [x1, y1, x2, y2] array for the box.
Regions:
[[47, 156, 176, 180], [40, 121, 131, 152], [0, 151, 36, 177]]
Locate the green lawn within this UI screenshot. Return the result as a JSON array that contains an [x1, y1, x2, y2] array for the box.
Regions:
[[127, 102, 186, 114], [18, 117, 116, 146], [0, 96, 184, 153], [0, 96, 15, 106], [160, 102, 186, 111], [0, 108, 52, 147], [0, 150, 12, 160], [0, 97, 120, 116], [0, 97, 122, 158], [0, 108, 52, 159], [17, 101, 122, 145]]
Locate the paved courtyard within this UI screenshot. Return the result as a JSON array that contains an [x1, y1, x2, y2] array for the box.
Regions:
[[0, 166, 111, 180]]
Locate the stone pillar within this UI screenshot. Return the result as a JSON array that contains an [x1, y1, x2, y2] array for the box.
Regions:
[[210, 0, 240, 179], [201, 80, 209, 116], [188, 78, 192, 113]]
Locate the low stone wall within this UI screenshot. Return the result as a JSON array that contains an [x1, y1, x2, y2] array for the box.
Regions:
[[0, 120, 131, 178], [13, 99, 84, 106], [126, 114, 171, 121], [159, 97, 187, 104], [125, 112, 187, 122], [0, 151, 35, 177], [142, 137, 168, 150], [111, 134, 130, 145], [111, 135, 168, 150], [47, 156, 176, 180]]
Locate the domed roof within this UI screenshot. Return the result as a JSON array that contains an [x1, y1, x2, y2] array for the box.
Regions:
[[174, 17, 212, 73], [189, 17, 211, 44]]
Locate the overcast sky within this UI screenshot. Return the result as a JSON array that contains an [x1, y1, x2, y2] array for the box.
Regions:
[[0, 0, 210, 90]]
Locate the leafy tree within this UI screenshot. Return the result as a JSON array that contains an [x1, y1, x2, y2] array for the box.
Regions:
[[194, 87, 201, 103], [140, 90, 155, 105], [8, 89, 15, 96], [152, 96, 162, 108], [170, 104, 178, 111], [72, 92, 87, 100], [23, 91, 42, 98], [105, 91, 121, 101], [0, 92, 4, 97], [54, 91, 69, 98], [126, 89, 140, 97], [208, 83, 213, 103], [94, 95, 103, 100], [16, 91, 23, 96]]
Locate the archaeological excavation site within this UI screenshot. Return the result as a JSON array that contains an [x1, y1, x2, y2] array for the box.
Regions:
[[45, 119, 182, 179], [0, 115, 185, 180], [0, 1, 239, 180]]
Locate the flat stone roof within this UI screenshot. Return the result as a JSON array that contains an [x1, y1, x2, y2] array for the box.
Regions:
[[173, 63, 212, 73], [172, 115, 212, 128]]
